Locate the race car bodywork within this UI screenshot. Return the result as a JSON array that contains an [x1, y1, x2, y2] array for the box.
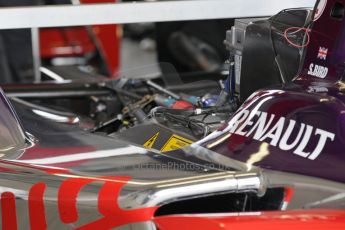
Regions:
[[0, 0, 344, 229], [154, 210, 345, 230], [1, 88, 344, 229], [199, 0, 345, 183], [0, 88, 265, 229]]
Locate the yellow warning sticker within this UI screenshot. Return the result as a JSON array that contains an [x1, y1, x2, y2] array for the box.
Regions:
[[143, 132, 160, 148], [161, 134, 194, 152]]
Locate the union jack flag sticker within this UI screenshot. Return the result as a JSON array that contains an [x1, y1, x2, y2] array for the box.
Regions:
[[317, 47, 328, 60]]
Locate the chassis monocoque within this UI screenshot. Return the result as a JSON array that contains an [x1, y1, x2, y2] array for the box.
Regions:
[[0, 0, 344, 229]]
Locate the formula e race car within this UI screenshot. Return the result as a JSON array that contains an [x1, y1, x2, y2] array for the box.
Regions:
[[0, 0, 344, 229]]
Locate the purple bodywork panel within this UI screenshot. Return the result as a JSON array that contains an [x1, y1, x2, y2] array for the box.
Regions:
[[299, 0, 345, 82], [199, 87, 344, 183], [199, 0, 345, 183]]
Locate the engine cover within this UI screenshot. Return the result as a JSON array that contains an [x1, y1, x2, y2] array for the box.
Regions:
[[199, 84, 344, 183]]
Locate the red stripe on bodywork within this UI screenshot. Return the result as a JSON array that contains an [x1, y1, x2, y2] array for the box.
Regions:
[[75, 177, 158, 229], [0, 159, 70, 175], [20, 146, 96, 160], [29, 183, 47, 230], [284, 187, 295, 202], [1, 192, 18, 230], [154, 210, 345, 230], [58, 178, 95, 224], [0, 176, 157, 229]]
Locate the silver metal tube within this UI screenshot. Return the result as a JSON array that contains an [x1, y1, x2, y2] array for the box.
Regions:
[[146, 80, 181, 100], [120, 171, 265, 208], [31, 27, 41, 83]]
